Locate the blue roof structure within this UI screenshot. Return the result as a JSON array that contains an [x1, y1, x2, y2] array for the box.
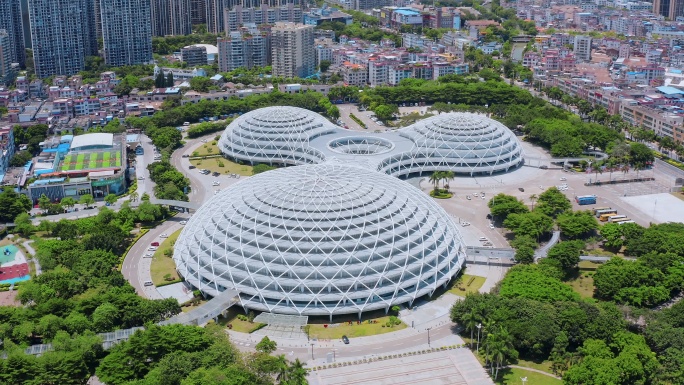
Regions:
[[657, 86, 684, 95], [395, 8, 421, 15]]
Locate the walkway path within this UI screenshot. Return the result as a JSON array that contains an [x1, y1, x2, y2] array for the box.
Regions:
[[534, 231, 560, 261], [508, 365, 561, 380], [22, 240, 40, 275]]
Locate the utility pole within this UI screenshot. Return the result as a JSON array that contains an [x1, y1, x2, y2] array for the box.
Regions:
[[311, 343, 315, 360], [427, 327, 432, 347]]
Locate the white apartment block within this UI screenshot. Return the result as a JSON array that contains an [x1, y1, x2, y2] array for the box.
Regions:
[[101, 0, 153, 67], [271, 22, 315, 79], [573, 35, 592, 62], [224, 4, 302, 31], [217, 31, 270, 72], [341, 62, 367, 86]]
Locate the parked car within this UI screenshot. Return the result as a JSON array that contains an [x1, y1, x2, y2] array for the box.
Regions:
[[179, 221, 187, 225], [144, 281, 154, 286], [160, 233, 168, 238], [182, 154, 190, 158], [137, 176, 145, 180], [151, 241, 160, 246], [212, 172, 220, 177], [148, 246, 158, 251], [189, 165, 196, 169], [342, 335, 350, 344]]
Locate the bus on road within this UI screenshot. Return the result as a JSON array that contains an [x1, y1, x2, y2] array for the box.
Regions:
[[575, 195, 597, 205], [600, 213, 620, 222], [596, 209, 618, 219], [592, 207, 611, 215]]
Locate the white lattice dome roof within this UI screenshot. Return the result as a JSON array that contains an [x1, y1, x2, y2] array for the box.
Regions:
[[386, 112, 524, 176], [173, 163, 466, 317], [218, 106, 337, 166]]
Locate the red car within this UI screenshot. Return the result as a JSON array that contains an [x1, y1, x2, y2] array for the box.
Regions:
[[151, 242, 160, 247]]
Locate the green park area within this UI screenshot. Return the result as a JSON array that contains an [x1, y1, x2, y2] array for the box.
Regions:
[[192, 142, 220, 157], [494, 367, 562, 385], [190, 157, 252, 175], [307, 310, 406, 340], [217, 308, 266, 333], [150, 229, 182, 286], [448, 274, 486, 297]]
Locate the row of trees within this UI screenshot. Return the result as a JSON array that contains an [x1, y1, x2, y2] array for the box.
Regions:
[[147, 161, 190, 201], [1, 203, 176, 347]]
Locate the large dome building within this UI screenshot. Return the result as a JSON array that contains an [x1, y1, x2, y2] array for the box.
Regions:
[[218, 106, 524, 177], [173, 163, 466, 318]]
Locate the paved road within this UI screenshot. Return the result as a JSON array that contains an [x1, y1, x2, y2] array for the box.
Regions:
[[120, 216, 187, 298], [229, 320, 459, 364]]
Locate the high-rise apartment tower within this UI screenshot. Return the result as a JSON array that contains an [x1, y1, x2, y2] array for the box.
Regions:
[[151, 0, 192, 36], [0, 0, 25, 67], [271, 22, 314, 78], [101, 0, 153, 66], [28, 0, 97, 78]]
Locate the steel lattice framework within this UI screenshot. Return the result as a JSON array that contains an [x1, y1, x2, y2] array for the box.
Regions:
[[218, 106, 524, 176], [174, 163, 466, 318], [219, 106, 337, 166]]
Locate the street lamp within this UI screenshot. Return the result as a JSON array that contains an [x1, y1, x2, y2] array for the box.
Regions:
[[311, 343, 315, 360], [476, 323, 482, 352], [521, 377, 528, 385], [427, 327, 432, 347], [331, 348, 338, 362]]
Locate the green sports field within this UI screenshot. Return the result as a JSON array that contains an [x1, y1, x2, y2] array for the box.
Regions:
[[60, 151, 121, 171]]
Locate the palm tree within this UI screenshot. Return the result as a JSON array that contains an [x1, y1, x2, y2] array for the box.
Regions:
[[130, 191, 139, 202], [482, 318, 496, 364], [441, 171, 454, 191], [274, 355, 289, 383], [460, 310, 479, 349], [286, 358, 307, 385], [429, 171, 443, 191], [529, 194, 538, 210]]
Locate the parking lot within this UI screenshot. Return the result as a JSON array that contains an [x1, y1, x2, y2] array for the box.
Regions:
[[416, 140, 682, 232]]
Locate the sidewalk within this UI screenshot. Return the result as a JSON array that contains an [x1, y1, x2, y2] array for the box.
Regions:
[[228, 310, 456, 349]]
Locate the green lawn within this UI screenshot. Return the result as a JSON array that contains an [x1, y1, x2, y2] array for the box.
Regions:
[[115, 152, 121, 167], [75, 153, 86, 170], [216, 307, 265, 333], [103, 152, 110, 167], [515, 359, 554, 373], [448, 274, 486, 297], [190, 157, 253, 176], [193, 142, 220, 157], [150, 229, 182, 286], [308, 314, 406, 340], [567, 272, 595, 299], [494, 367, 562, 385]]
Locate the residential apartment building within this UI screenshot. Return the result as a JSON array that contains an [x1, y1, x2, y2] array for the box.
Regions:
[[151, 0, 192, 36], [217, 28, 271, 72], [191, 0, 207, 24], [181, 45, 208, 66], [653, 0, 684, 20], [271, 22, 315, 78], [223, 3, 302, 31], [0, 0, 25, 67], [573, 35, 592, 62], [0, 125, 14, 176], [0, 30, 15, 86], [101, 0, 153, 67], [341, 62, 367, 86], [28, 0, 97, 78]]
